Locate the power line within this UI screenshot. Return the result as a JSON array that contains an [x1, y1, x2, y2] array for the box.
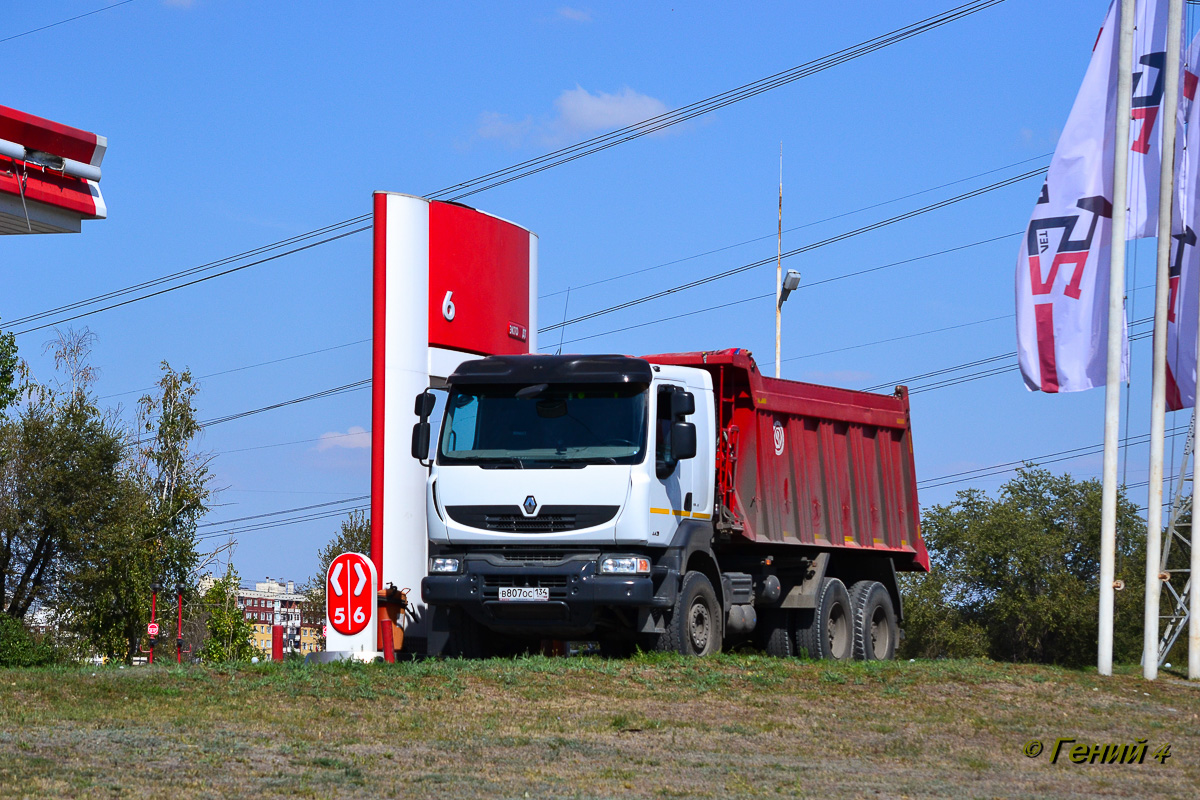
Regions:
[[538, 152, 1049, 300], [546, 229, 1024, 348], [197, 495, 369, 529], [430, 1, 1007, 202], [97, 338, 371, 401], [199, 380, 370, 427], [12, 226, 371, 337], [0, 0, 134, 46], [918, 422, 1190, 490], [5, 1, 1005, 336], [6, 217, 371, 332], [539, 167, 1045, 335]]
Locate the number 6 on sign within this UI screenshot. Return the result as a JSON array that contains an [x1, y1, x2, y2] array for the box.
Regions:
[[326, 552, 376, 638]]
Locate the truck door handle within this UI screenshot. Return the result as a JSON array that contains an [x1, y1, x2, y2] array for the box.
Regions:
[[684, 492, 693, 512]]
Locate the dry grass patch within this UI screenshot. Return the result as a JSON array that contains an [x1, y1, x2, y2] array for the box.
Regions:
[[0, 656, 1197, 798]]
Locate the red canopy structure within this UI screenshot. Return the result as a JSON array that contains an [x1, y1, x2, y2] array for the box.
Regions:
[[0, 105, 106, 234]]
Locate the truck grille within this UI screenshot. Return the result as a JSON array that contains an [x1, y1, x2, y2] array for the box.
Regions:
[[446, 505, 618, 533]]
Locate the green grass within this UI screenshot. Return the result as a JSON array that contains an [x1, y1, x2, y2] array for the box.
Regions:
[[1, 655, 1197, 798]]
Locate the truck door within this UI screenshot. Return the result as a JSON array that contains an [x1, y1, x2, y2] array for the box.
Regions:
[[648, 382, 692, 543]]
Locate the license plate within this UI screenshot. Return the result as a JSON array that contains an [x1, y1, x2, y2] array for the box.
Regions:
[[498, 587, 549, 602]]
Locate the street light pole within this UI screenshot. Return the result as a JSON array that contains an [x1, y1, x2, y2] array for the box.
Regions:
[[776, 143, 783, 378]]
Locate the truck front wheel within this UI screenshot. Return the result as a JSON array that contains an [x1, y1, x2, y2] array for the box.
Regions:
[[653, 571, 722, 656]]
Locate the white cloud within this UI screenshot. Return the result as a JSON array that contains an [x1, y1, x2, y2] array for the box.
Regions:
[[557, 7, 592, 23], [553, 86, 668, 135], [476, 111, 534, 149], [477, 85, 669, 147], [315, 426, 370, 451]]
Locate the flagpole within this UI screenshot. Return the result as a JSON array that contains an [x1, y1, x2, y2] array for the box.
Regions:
[[1100, 0, 1137, 678], [1145, 0, 1186, 681]]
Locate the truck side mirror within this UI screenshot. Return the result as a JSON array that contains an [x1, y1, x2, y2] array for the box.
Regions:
[[414, 391, 436, 417], [672, 421, 697, 460], [670, 391, 695, 417], [412, 390, 435, 464], [411, 422, 431, 462]]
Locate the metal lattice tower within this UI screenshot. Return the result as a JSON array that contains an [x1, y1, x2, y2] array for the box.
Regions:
[[1158, 413, 1195, 665]]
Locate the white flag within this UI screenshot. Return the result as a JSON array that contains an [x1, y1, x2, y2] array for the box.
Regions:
[[1164, 35, 1200, 411], [1016, 1, 1172, 393], [1126, 0, 1174, 238]]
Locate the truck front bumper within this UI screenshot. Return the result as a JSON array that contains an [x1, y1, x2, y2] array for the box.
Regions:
[[422, 553, 676, 637]]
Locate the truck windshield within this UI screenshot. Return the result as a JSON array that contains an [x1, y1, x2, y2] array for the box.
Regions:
[[438, 383, 648, 466]]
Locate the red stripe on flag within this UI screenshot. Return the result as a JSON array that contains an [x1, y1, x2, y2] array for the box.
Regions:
[[1034, 303, 1060, 392], [1167, 364, 1183, 412], [370, 193, 387, 592]]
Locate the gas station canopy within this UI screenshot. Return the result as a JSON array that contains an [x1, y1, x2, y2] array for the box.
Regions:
[[0, 105, 107, 234]]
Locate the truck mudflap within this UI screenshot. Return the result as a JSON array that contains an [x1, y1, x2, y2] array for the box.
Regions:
[[423, 555, 678, 638]]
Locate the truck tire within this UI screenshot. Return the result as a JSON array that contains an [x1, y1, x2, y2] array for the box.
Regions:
[[848, 580, 897, 660], [653, 571, 722, 656], [793, 578, 852, 660], [759, 610, 794, 657]]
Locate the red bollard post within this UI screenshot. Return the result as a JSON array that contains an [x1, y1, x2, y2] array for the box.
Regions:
[[175, 589, 185, 664], [271, 625, 284, 661], [380, 619, 396, 663]]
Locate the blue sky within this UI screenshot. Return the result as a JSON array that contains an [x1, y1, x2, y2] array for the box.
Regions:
[[2, 0, 1187, 585]]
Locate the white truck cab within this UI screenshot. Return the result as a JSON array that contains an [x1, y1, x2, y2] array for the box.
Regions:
[[413, 354, 724, 656]]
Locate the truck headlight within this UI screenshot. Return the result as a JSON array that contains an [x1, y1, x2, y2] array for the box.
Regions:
[[600, 557, 651, 575], [430, 557, 461, 574]]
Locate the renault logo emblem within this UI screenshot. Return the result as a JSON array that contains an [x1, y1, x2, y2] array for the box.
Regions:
[[523, 496, 538, 515]]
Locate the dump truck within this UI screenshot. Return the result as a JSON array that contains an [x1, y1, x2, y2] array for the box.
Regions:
[[411, 348, 928, 658]]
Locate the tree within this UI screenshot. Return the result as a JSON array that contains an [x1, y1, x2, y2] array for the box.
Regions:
[[0, 330, 126, 625], [197, 564, 257, 663], [899, 467, 1145, 666], [300, 510, 371, 647], [0, 333, 208, 663], [0, 327, 17, 414]]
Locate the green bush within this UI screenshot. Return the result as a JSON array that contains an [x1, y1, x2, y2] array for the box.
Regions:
[[899, 467, 1145, 666], [0, 615, 58, 667]]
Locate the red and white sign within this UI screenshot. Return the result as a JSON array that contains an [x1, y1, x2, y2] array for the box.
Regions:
[[370, 193, 537, 640], [327, 552, 375, 636], [0, 104, 107, 234], [147, 622, 160, 637]]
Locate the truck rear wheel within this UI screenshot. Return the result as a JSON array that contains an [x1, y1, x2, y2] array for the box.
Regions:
[[758, 610, 794, 657], [793, 578, 852, 660], [849, 580, 897, 660], [653, 571, 722, 656]]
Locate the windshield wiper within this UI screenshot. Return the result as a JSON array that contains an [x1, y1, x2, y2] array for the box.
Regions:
[[477, 457, 525, 469]]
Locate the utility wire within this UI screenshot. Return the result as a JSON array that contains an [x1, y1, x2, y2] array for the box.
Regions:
[[431, 1, 1007, 202], [199, 379, 370, 427], [197, 495, 369, 529], [0, 0, 134, 46], [539, 167, 1045, 334], [539, 152, 1049, 299], [6, 1, 1005, 335], [547, 229, 1024, 348], [12, 226, 370, 337]]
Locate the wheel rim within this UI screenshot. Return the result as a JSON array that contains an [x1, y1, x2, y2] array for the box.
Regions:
[[869, 605, 891, 658], [828, 602, 849, 658], [689, 598, 712, 653]]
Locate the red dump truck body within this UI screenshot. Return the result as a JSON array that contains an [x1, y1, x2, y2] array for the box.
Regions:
[[645, 348, 928, 572]]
